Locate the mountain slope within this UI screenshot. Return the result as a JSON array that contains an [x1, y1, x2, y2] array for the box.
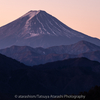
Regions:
[[1, 57, 100, 98], [0, 53, 27, 70], [78, 50, 100, 63], [46, 40, 100, 55], [0, 10, 100, 49], [0, 53, 28, 94]]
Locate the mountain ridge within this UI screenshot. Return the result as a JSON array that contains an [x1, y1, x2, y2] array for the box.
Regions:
[[0, 40, 100, 66], [0, 55, 100, 96]]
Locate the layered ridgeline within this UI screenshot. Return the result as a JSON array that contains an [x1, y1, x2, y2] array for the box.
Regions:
[[0, 10, 100, 49], [0, 40, 100, 66]]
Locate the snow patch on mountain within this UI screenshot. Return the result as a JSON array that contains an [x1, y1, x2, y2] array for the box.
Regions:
[[36, 17, 47, 33], [21, 10, 85, 38], [22, 10, 41, 36], [25, 11, 40, 28], [21, 10, 40, 18], [25, 33, 39, 39]]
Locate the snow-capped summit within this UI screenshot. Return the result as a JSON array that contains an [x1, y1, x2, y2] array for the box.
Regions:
[[14, 10, 84, 38], [21, 10, 85, 38], [0, 10, 100, 49], [21, 10, 40, 17]]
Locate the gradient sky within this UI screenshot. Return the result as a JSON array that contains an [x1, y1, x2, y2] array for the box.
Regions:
[[0, 0, 100, 39]]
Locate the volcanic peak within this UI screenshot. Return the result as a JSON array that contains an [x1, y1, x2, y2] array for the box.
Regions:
[[21, 10, 45, 18]]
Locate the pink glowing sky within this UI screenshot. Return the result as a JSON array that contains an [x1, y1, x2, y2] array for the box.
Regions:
[[0, 0, 100, 39]]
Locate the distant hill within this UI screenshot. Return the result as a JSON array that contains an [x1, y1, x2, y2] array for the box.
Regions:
[[78, 50, 100, 63], [0, 40, 100, 66], [45, 40, 100, 55]]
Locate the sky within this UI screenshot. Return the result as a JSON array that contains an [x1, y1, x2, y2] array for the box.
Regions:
[[0, 0, 100, 39]]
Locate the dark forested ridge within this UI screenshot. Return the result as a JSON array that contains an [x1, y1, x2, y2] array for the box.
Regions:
[[53, 86, 100, 100], [0, 54, 100, 99]]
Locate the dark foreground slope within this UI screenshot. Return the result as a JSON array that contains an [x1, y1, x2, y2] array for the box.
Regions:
[[54, 86, 100, 100], [0, 55, 100, 99]]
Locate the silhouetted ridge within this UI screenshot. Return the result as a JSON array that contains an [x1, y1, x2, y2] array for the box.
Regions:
[[0, 56, 100, 99]]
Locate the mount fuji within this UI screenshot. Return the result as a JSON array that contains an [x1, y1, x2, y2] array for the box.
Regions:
[[0, 10, 100, 49]]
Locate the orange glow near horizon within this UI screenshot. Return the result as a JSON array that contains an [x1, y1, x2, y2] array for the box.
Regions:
[[0, 0, 100, 39]]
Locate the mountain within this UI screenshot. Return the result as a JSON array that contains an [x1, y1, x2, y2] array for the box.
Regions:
[[54, 85, 100, 100], [45, 40, 100, 55], [0, 53, 27, 70], [0, 10, 100, 49], [1, 57, 100, 100], [0, 45, 76, 66], [0, 40, 100, 66], [78, 50, 100, 63], [0, 53, 28, 94]]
